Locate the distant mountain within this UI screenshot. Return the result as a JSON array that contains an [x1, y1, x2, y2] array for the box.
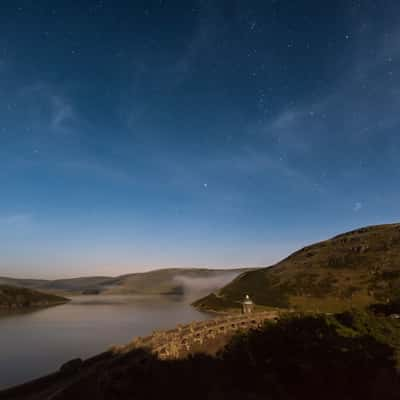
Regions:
[[193, 223, 400, 312], [0, 268, 253, 298], [0, 285, 69, 310]]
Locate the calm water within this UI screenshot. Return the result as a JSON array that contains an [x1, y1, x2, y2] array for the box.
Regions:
[[0, 295, 210, 389]]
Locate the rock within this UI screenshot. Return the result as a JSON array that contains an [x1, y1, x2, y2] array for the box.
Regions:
[[60, 358, 83, 374]]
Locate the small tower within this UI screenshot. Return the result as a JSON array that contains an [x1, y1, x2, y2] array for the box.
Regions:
[[242, 294, 254, 314]]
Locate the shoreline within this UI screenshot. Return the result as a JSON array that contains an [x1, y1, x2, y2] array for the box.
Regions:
[[0, 299, 70, 312], [0, 310, 280, 398]]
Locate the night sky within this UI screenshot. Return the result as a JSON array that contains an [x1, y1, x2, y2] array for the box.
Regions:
[[1, 1, 400, 278]]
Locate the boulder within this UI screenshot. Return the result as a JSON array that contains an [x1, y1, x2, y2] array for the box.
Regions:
[[60, 358, 83, 374]]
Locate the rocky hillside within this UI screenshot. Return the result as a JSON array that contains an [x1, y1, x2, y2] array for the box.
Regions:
[[194, 223, 400, 312], [0, 285, 69, 310]]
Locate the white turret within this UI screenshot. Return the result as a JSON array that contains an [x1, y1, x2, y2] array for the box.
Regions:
[[242, 294, 254, 314]]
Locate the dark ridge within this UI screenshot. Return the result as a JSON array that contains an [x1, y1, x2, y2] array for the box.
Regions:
[[0, 285, 69, 310], [1, 311, 399, 400]]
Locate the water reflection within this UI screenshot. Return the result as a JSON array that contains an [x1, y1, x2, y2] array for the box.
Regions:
[[0, 295, 210, 389]]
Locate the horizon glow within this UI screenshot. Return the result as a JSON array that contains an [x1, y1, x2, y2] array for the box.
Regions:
[[1, 1, 400, 278]]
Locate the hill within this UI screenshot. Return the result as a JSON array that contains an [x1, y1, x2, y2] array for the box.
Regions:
[[0, 285, 69, 310], [0, 268, 252, 298], [193, 223, 400, 312]]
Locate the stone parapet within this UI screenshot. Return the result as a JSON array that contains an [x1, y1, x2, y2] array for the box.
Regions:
[[117, 311, 279, 359]]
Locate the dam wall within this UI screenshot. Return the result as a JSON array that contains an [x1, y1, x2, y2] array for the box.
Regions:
[[0, 311, 280, 399], [117, 310, 280, 359]]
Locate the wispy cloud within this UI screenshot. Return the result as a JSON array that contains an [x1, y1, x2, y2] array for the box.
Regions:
[[59, 159, 137, 184], [0, 213, 33, 229], [16, 82, 83, 137], [164, 3, 222, 87], [120, 2, 224, 130], [49, 95, 78, 135], [244, 23, 400, 185]]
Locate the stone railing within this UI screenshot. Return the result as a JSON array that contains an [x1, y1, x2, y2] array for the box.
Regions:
[[116, 311, 279, 359], [0, 311, 280, 399]]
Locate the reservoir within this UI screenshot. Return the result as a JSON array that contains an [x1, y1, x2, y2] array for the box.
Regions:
[[0, 295, 210, 389]]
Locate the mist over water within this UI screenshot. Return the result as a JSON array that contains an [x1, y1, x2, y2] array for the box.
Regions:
[[173, 271, 240, 299], [0, 295, 210, 389]]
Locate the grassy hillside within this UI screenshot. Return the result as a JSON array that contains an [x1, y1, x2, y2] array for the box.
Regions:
[[0, 285, 69, 309], [193, 223, 400, 312], [0, 268, 251, 297]]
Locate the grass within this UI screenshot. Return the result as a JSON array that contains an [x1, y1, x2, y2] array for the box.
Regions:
[[289, 294, 373, 313], [194, 222, 400, 312], [0, 268, 253, 296], [0, 285, 69, 309], [5, 310, 399, 400]]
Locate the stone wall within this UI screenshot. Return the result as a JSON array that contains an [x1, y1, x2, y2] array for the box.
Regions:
[[0, 311, 280, 399], [115, 311, 279, 359]]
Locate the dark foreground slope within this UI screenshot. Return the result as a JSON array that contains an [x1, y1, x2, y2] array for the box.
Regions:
[[194, 223, 400, 312], [0, 285, 69, 309], [2, 310, 399, 400]]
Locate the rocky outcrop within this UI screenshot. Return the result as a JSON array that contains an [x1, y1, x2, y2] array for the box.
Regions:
[[59, 359, 83, 375]]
